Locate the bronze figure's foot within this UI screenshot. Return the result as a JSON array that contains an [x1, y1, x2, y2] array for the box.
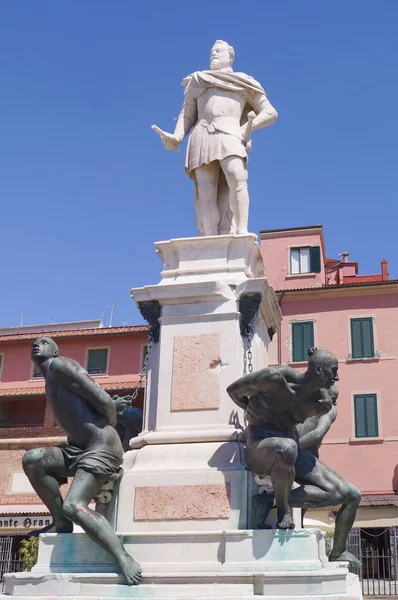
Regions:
[[252, 493, 274, 529], [119, 552, 142, 586], [329, 550, 361, 567], [277, 511, 295, 529]]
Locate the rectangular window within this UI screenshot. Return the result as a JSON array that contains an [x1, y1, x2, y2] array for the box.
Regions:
[[0, 396, 46, 428], [31, 363, 43, 378], [354, 394, 379, 438], [350, 318, 375, 358], [292, 321, 314, 362], [87, 348, 108, 374], [290, 246, 321, 274]]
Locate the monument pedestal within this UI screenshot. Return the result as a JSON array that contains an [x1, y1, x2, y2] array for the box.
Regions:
[[1, 235, 361, 599], [4, 529, 361, 598]]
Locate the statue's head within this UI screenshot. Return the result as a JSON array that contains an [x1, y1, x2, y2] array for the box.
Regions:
[[306, 348, 339, 390], [31, 337, 59, 363], [210, 40, 234, 71]]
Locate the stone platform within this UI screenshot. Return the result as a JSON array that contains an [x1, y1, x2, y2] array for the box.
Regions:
[[2, 529, 361, 598]]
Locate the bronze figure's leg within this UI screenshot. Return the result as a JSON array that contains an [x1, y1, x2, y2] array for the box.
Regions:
[[247, 437, 298, 529], [62, 469, 142, 585], [22, 447, 73, 533], [291, 452, 361, 566]]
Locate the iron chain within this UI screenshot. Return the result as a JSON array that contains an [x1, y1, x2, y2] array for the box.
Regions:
[[245, 322, 253, 374], [131, 333, 153, 401]]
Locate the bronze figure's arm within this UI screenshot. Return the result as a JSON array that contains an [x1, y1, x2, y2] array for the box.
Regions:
[[227, 367, 294, 410], [299, 405, 337, 449], [49, 357, 117, 426]]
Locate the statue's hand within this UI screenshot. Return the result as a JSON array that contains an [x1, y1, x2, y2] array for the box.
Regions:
[[151, 125, 181, 153], [113, 395, 132, 416], [285, 381, 298, 397]]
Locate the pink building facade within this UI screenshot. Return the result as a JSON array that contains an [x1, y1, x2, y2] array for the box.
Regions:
[[261, 226, 398, 554], [0, 320, 147, 550]]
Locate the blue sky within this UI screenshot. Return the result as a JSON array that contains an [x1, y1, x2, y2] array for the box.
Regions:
[[1, 1, 397, 328]]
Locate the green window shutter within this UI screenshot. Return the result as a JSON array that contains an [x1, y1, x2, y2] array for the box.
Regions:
[[354, 395, 366, 437], [351, 318, 374, 358], [361, 318, 375, 357], [351, 319, 363, 358], [309, 246, 321, 273], [354, 394, 378, 437], [365, 395, 378, 437], [87, 349, 108, 374], [292, 322, 314, 362]]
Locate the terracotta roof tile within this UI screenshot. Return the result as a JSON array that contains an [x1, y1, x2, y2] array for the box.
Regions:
[[0, 379, 141, 397], [260, 225, 323, 234], [277, 280, 398, 293], [360, 494, 398, 507], [0, 325, 148, 343]]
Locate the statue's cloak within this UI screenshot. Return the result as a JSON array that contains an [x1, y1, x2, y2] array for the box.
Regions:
[[182, 70, 265, 97]]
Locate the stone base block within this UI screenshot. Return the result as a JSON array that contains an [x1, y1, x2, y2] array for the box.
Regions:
[[1, 570, 362, 599], [1, 529, 361, 598], [31, 529, 326, 574]]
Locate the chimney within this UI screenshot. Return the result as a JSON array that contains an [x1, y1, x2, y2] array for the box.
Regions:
[[381, 259, 389, 281], [341, 252, 350, 263]]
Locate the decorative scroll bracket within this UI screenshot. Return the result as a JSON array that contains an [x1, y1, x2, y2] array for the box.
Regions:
[[138, 300, 161, 343], [239, 293, 262, 337]]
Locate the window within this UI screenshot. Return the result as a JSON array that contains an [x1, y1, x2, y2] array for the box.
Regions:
[[292, 321, 314, 362], [354, 394, 379, 438], [87, 348, 108, 374], [31, 362, 43, 378], [0, 355, 3, 380], [0, 396, 46, 428], [350, 318, 375, 359], [290, 246, 321, 274]]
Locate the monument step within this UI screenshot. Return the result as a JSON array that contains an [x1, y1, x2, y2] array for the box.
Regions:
[[2, 569, 361, 598]]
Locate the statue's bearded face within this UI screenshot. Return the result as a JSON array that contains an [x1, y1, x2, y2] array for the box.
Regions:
[[210, 43, 231, 70]]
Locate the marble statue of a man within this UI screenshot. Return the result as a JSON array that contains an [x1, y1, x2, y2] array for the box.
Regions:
[[152, 40, 278, 236]]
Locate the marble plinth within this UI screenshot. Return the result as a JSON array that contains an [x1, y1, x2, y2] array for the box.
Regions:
[[2, 529, 362, 598]]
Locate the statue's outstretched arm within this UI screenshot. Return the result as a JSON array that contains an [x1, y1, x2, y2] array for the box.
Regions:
[[49, 357, 117, 426], [172, 96, 198, 143], [152, 94, 197, 151]]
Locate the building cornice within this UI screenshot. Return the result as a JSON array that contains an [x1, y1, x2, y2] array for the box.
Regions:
[[276, 280, 398, 301], [0, 378, 141, 397], [0, 325, 148, 344]]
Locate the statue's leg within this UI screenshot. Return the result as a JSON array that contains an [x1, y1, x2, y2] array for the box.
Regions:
[[220, 156, 249, 235], [291, 451, 361, 566], [194, 162, 220, 236], [62, 468, 142, 585], [247, 437, 298, 529], [22, 447, 73, 533], [193, 183, 204, 236], [217, 172, 235, 234]]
